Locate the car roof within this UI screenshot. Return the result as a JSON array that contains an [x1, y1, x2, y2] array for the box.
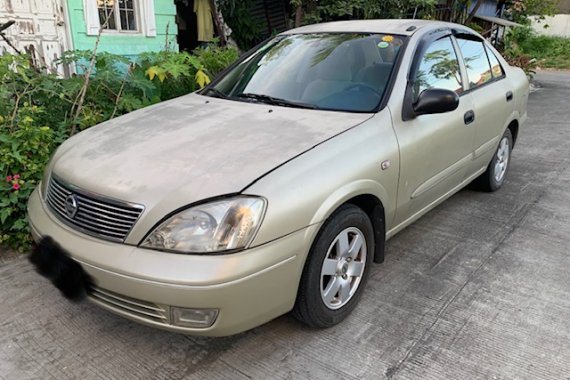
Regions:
[[282, 19, 461, 36]]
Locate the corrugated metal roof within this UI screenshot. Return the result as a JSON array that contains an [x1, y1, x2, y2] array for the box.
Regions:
[[251, 0, 287, 36]]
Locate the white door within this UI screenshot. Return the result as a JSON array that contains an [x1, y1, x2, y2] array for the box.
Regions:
[[0, 0, 72, 76]]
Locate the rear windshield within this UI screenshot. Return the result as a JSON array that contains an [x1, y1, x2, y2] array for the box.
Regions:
[[204, 33, 405, 112]]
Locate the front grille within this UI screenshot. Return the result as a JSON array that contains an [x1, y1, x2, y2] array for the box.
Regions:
[[90, 286, 169, 324], [45, 176, 144, 242]]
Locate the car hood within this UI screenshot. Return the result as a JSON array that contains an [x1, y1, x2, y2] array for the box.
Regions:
[[52, 93, 371, 211]]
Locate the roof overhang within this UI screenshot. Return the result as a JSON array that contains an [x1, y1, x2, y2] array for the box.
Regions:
[[475, 15, 523, 28]]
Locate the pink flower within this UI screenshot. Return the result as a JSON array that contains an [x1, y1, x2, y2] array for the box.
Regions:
[[12, 183, 20, 191], [6, 175, 12, 182], [13, 174, 20, 180]]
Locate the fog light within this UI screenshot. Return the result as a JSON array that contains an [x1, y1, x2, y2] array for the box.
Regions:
[[171, 307, 219, 328]]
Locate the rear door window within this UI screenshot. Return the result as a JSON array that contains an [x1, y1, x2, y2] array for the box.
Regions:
[[486, 47, 505, 78], [455, 37, 493, 89]]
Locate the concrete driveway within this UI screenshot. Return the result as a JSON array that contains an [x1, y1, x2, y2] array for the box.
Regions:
[[1, 71, 569, 380]]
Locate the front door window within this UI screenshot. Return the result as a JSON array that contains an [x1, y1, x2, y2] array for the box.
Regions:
[[414, 36, 463, 99]]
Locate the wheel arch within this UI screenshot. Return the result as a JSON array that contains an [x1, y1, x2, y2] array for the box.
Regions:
[[507, 119, 519, 146], [309, 181, 389, 265], [344, 194, 386, 264]]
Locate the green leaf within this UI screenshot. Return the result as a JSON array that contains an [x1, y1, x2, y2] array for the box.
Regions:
[[10, 149, 24, 164], [0, 208, 11, 224], [9, 192, 18, 204], [11, 219, 25, 230], [0, 135, 14, 144]]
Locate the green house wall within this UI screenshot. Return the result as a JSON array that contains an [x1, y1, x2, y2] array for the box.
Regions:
[[67, 0, 178, 58]]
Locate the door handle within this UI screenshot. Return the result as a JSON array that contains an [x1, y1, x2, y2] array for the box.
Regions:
[[464, 110, 475, 125], [506, 91, 513, 102]]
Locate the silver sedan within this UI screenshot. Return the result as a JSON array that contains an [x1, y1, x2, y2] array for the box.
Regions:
[[28, 19, 529, 336]]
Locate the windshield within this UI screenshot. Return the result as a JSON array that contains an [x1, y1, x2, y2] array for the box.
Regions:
[[203, 33, 405, 112]]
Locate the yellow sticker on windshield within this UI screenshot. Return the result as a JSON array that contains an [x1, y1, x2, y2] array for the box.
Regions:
[[382, 35, 394, 42]]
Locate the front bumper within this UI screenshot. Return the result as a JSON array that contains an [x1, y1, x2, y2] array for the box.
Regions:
[[27, 188, 319, 336]]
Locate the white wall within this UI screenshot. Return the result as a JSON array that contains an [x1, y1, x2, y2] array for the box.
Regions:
[[532, 15, 570, 37], [0, 0, 72, 75]]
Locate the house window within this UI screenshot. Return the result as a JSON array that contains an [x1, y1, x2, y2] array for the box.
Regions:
[[97, 0, 138, 32]]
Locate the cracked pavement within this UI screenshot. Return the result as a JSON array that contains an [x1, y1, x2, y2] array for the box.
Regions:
[[1, 71, 569, 380]]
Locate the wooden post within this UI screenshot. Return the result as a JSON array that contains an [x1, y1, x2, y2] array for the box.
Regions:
[[295, 5, 303, 27], [208, 0, 226, 45]]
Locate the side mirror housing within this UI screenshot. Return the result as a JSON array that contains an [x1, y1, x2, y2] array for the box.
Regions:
[[413, 88, 459, 116]]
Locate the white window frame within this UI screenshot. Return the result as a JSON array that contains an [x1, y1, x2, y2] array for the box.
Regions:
[[84, 0, 157, 37], [98, 0, 141, 34]]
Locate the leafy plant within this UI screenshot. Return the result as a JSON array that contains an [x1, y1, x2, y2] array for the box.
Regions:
[[505, 0, 558, 24], [193, 42, 239, 77], [503, 26, 570, 72], [219, 0, 265, 50], [138, 50, 204, 99], [0, 106, 55, 251], [292, 0, 436, 25]]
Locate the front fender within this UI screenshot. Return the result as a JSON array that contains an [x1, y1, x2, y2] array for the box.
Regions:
[[245, 111, 399, 249], [308, 179, 390, 226]]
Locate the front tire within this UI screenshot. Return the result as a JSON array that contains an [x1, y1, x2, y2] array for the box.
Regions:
[[293, 204, 374, 328], [475, 128, 513, 192]]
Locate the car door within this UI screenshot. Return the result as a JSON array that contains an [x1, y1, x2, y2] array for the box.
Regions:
[[453, 34, 515, 174], [391, 33, 476, 227]]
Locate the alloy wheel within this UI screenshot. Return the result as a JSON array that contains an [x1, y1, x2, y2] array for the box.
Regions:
[[494, 136, 510, 183], [320, 227, 367, 310]]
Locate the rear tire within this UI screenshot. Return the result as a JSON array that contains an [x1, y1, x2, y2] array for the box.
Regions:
[[475, 128, 513, 192], [293, 204, 374, 328]]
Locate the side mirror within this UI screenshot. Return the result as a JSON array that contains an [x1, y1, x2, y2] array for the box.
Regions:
[[413, 88, 459, 116]]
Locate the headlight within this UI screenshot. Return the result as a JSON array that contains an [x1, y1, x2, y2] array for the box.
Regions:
[[140, 196, 266, 253]]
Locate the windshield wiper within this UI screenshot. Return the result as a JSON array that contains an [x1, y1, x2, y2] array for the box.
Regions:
[[238, 93, 319, 110], [202, 88, 228, 99]]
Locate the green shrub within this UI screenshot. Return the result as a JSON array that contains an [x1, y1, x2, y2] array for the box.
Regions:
[[194, 43, 240, 78], [0, 109, 55, 250], [0, 44, 238, 251], [505, 27, 570, 70], [219, 0, 265, 50], [296, 0, 436, 25]]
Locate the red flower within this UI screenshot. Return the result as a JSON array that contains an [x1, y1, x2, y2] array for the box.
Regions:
[[6, 175, 12, 182], [13, 174, 20, 180], [12, 183, 20, 191]]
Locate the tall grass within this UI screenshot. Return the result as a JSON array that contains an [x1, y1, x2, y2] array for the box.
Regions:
[[507, 27, 570, 69]]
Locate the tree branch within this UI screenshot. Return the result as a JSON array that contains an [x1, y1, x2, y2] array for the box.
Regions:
[[69, 10, 113, 135]]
